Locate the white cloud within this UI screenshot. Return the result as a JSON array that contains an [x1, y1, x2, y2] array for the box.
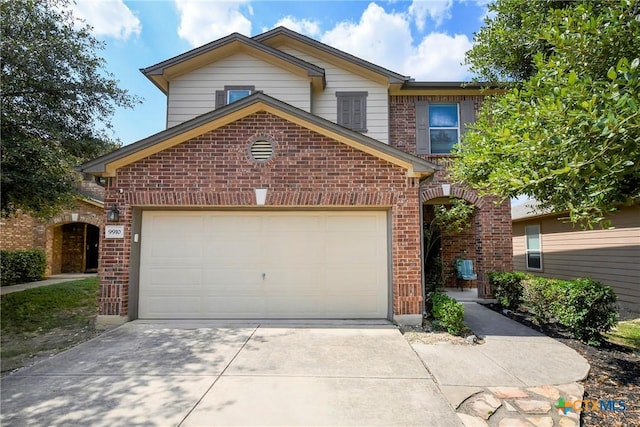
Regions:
[[321, 3, 414, 73], [404, 32, 472, 80], [319, 2, 472, 81], [408, 0, 453, 30], [270, 16, 321, 37], [174, 0, 252, 47], [72, 0, 141, 40]]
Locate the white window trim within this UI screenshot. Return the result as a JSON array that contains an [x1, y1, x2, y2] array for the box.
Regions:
[[525, 224, 543, 271]]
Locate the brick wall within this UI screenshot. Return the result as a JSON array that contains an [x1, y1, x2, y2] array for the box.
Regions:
[[101, 111, 423, 317], [390, 95, 513, 296], [0, 201, 104, 276], [0, 212, 42, 251]]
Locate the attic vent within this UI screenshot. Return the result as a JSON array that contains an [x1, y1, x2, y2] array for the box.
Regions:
[[249, 138, 274, 162]]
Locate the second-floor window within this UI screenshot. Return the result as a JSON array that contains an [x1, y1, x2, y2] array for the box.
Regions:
[[215, 85, 255, 108], [336, 92, 367, 132], [416, 100, 475, 155]]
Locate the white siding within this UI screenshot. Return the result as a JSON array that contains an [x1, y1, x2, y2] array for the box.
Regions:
[[167, 53, 311, 127], [278, 47, 389, 144]]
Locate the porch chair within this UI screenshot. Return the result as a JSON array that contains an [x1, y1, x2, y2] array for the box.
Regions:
[[455, 259, 477, 291]]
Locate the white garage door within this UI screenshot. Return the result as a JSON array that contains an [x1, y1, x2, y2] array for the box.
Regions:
[[138, 211, 389, 319]]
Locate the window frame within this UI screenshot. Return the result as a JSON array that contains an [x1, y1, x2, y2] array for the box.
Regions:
[[416, 100, 475, 155], [335, 91, 368, 132], [428, 103, 460, 155], [524, 224, 543, 271], [215, 85, 255, 109]]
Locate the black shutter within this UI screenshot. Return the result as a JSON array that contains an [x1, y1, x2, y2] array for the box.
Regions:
[[460, 100, 475, 136], [338, 96, 352, 128], [215, 90, 226, 109], [416, 101, 429, 154]]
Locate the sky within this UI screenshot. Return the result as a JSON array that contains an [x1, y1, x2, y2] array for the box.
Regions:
[[66, 0, 492, 146]]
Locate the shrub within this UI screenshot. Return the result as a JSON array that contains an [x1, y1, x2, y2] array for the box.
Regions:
[[431, 292, 465, 335], [0, 249, 46, 286], [523, 277, 565, 323], [488, 271, 528, 310], [554, 278, 618, 346], [523, 276, 618, 346]]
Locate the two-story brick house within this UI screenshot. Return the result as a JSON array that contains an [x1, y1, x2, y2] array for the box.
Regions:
[[80, 27, 512, 326]]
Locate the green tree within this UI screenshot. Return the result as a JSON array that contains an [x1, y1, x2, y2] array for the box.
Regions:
[[454, 0, 640, 226], [1, 0, 139, 218]]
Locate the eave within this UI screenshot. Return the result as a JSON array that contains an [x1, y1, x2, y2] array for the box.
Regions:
[[140, 33, 326, 94], [79, 93, 437, 179]]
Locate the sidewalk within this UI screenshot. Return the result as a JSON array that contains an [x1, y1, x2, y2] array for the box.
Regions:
[[0, 274, 97, 295], [410, 297, 590, 427]]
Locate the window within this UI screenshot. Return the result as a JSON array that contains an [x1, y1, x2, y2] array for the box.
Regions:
[[525, 224, 543, 270], [416, 100, 475, 155], [336, 92, 367, 132], [215, 85, 255, 108]]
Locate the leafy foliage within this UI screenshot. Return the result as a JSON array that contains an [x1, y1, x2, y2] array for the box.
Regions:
[[431, 292, 465, 335], [423, 199, 475, 311], [0, 249, 46, 286], [487, 271, 527, 311], [0, 0, 138, 218], [456, 0, 640, 226], [522, 276, 618, 346]]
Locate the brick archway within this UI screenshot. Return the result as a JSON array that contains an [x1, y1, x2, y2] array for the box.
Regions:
[[420, 181, 512, 298], [44, 202, 104, 276]]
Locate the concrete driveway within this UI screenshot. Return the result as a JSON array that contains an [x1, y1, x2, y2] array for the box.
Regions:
[[1, 321, 461, 427]]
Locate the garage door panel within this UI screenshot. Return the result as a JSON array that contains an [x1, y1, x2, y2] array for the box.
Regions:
[[203, 297, 267, 316], [142, 296, 202, 318], [139, 211, 388, 319], [326, 214, 379, 232], [204, 238, 263, 261], [148, 268, 201, 288], [266, 215, 322, 231], [206, 215, 263, 232], [149, 215, 204, 236]]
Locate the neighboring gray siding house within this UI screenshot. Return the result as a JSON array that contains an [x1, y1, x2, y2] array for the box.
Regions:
[[512, 202, 640, 313]]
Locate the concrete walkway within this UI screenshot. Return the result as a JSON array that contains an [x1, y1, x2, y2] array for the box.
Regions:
[[0, 273, 96, 295], [411, 300, 590, 427]]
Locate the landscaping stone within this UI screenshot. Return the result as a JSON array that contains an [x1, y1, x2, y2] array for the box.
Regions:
[[498, 418, 532, 427], [469, 393, 502, 419], [504, 401, 518, 412], [514, 399, 551, 414], [556, 383, 584, 401], [527, 385, 560, 400], [457, 413, 490, 427], [526, 416, 553, 427], [558, 417, 579, 427], [488, 386, 530, 399]]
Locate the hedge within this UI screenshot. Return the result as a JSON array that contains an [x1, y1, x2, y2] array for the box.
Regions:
[[487, 271, 528, 310], [489, 271, 619, 346], [431, 292, 465, 335], [0, 249, 46, 286]]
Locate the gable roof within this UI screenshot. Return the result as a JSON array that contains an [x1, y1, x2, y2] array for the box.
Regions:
[[253, 27, 410, 85], [79, 92, 438, 178], [140, 32, 326, 94]]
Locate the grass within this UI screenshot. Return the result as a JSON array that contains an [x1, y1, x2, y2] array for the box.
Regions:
[[1, 278, 100, 372], [606, 318, 640, 351]]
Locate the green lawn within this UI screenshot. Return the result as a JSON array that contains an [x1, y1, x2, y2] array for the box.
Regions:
[[606, 319, 640, 351], [1, 278, 100, 372]]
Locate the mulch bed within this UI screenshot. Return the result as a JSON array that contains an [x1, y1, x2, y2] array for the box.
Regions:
[[481, 303, 639, 427]]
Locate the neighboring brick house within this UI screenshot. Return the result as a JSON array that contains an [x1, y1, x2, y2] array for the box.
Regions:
[[79, 27, 512, 326], [0, 176, 105, 276]]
